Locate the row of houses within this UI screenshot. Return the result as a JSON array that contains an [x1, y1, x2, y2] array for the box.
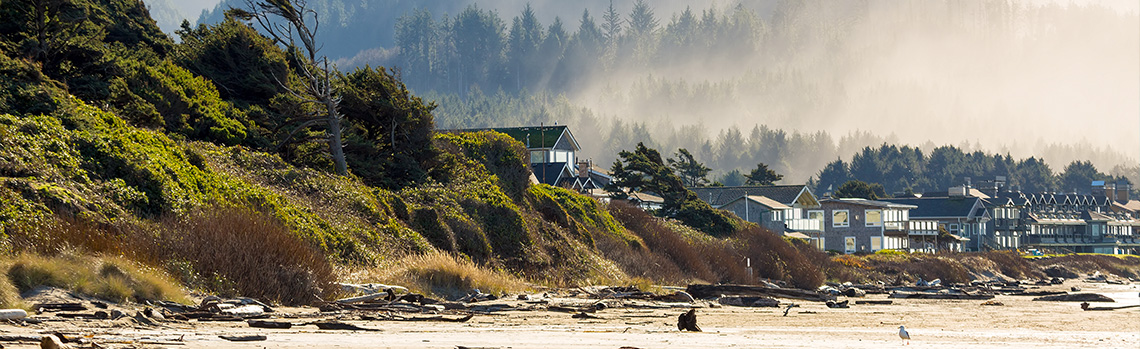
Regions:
[[691, 181, 1140, 255], [457, 125, 1139, 255]]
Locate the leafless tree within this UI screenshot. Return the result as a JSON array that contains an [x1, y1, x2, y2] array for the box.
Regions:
[[234, 0, 347, 175]]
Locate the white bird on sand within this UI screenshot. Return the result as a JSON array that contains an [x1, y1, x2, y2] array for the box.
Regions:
[[898, 325, 911, 345]]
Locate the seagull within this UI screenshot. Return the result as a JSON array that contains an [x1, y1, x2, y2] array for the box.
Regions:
[[898, 325, 910, 345]]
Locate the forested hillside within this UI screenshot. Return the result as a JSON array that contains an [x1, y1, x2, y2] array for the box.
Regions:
[[0, 0, 840, 305], [194, 0, 1139, 184]]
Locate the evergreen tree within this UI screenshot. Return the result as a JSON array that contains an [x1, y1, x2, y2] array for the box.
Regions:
[[745, 162, 783, 185], [833, 180, 886, 200], [668, 148, 711, 187]]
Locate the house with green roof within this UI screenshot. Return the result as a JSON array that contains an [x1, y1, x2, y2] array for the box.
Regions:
[[453, 126, 610, 190]]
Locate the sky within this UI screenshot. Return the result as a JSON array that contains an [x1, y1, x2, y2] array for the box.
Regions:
[[173, 0, 222, 19], [174, 0, 1140, 174]]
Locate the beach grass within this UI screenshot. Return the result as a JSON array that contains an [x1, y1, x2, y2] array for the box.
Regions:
[[1, 252, 188, 308]]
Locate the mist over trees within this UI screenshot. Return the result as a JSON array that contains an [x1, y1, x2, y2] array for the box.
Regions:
[[197, 0, 1139, 186]]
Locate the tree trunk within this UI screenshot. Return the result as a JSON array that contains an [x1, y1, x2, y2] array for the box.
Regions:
[[326, 98, 347, 175]]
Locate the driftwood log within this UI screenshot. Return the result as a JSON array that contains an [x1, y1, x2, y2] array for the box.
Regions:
[[248, 320, 293, 329], [889, 291, 994, 300], [1033, 293, 1115, 302], [686, 284, 831, 302]]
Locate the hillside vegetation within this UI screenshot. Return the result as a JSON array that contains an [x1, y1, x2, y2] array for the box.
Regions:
[[0, 0, 833, 307], [1, 1, 1134, 309]]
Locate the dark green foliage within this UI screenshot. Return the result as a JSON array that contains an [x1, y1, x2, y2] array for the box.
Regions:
[[609, 142, 742, 236], [745, 162, 783, 185], [833, 180, 886, 200], [1057, 160, 1109, 194], [0, 52, 67, 116], [174, 16, 289, 106], [668, 148, 710, 187], [340, 66, 437, 188]]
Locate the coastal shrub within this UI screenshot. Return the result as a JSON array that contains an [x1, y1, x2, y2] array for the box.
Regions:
[[735, 225, 825, 289], [528, 184, 641, 248], [156, 207, 335, 305], [434, 131, 530, 199]]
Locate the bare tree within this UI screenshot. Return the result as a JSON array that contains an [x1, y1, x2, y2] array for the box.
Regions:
[[235, 0, 347, 175]]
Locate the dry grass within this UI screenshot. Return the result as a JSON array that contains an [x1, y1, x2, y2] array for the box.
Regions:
[[152, 207, 336, 305], [5, 206, 336, 306], [351, 252, 531, 300], [603, 201, 825, 288], [1033, 254, 1140, 279], [1, 252, 187, 306]]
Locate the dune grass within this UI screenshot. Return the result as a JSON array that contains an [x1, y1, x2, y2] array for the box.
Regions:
[[350, 252, 531, 300], [1, 252, 188, 308]]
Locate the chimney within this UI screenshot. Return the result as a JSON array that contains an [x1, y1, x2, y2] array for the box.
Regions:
[[1117, 181, 1131, 202], [949, 186, 967, 198], [1105, 182, 1116, 202], [1092, 181, 1109, 201], [577, 160, 589, 178]]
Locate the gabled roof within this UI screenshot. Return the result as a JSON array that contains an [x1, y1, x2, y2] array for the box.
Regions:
[[532, 162, 574, 186], [461, 125, 579, 151], [1081, 210, 1112, 222], [820, 198, 917, 209], [688, 185, 819, 208], [882, 196, 986, 219], [981, 197, 1014, 207], [629, 191, 664, 203], [724, 195, 791, 210]]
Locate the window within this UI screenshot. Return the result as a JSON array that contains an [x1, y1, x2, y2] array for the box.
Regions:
[[865, 209, 882, 227], [833, 210, 849, 227], [530, 151, 544, 164], [808, 210, 824, 222], [870, 236, 882, 251], [812, 237, 825, 250], [772, 209, 782, 221], [949, 223, 959, 234], [553, 151, 569, 163], [844, 237, 856, 254]]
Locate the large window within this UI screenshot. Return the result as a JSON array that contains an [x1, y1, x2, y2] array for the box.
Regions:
[[844, 237, 856, 254], [530, 151, 544, 164], [833, 210, 849, 227], [870, 236, 882, 251], [865, 209, 882, 227]]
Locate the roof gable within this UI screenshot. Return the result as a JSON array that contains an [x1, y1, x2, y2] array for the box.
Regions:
[[724, 195, 791, 210], [689, 185, 819, 208], [884, 196, 985, 218]]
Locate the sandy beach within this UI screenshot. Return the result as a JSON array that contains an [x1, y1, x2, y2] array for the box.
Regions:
[[1, 280, 1137, 348]]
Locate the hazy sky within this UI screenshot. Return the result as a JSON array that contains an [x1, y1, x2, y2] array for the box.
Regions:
[[174, 0, 222, 19]]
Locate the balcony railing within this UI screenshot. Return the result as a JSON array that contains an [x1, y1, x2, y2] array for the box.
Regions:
[[786, 218, 822, 232]]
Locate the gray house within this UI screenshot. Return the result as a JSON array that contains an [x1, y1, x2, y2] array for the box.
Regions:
[[817, 198, 916, 254], [690, 185, 822, 238], [886, 192, 990, 252]]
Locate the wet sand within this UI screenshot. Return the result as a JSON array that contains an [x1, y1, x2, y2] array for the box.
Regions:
[[1, 281, 1137, 348]]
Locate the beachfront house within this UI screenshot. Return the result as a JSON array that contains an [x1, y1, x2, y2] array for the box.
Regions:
[[816, 198, 916, 254], [886, 188, 990, 252], [690, 185, 823, 240]]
